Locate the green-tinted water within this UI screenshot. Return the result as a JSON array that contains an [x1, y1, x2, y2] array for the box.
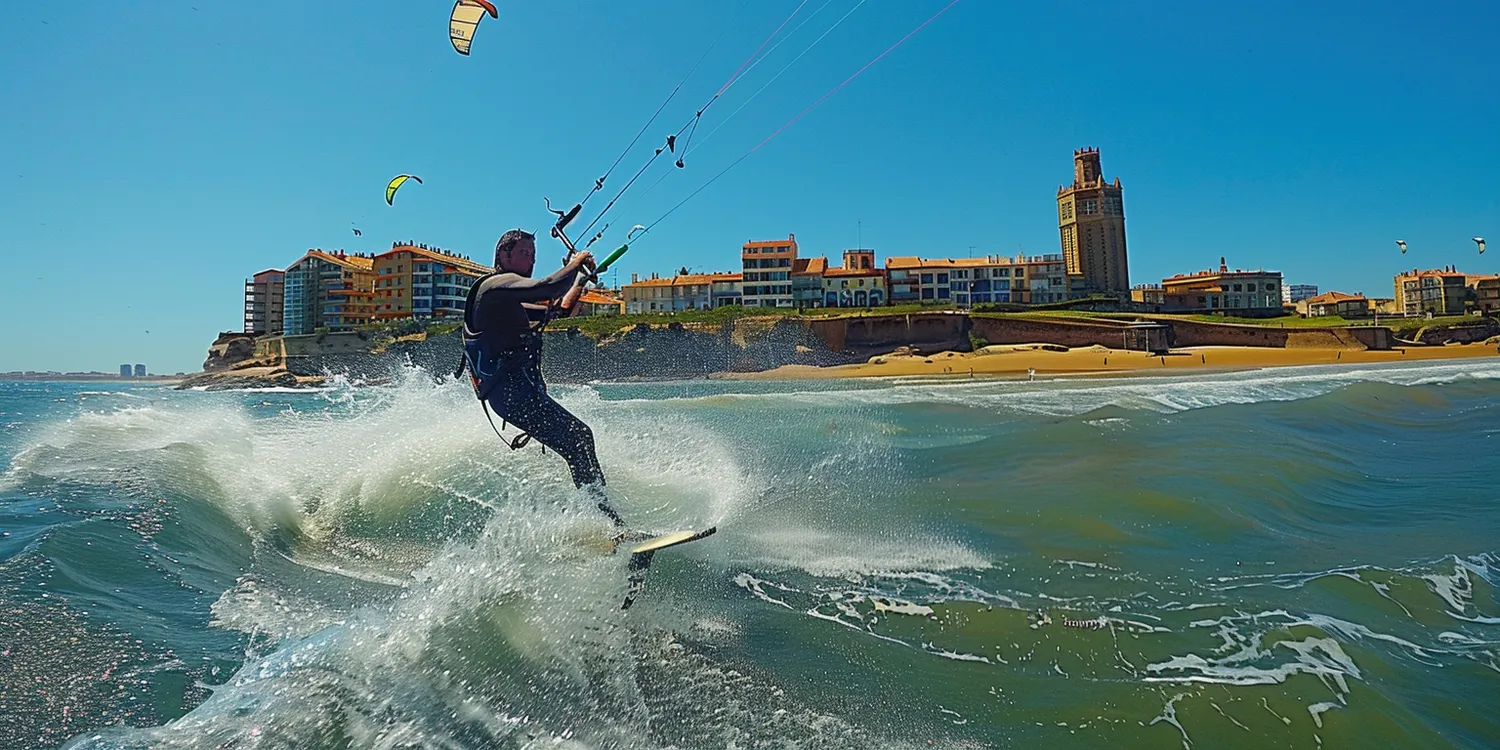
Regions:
[[2, 359, 1497, 748]]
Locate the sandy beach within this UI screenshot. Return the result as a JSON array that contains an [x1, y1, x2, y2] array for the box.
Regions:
[[724, 342, 1500, 381]]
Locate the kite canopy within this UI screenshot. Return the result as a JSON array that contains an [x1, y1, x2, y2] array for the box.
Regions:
[[450, 0, 499, 56], [1396, 239, 1408, 254], [1476, 237, 1487, 255], [386, 174, 423, 206]]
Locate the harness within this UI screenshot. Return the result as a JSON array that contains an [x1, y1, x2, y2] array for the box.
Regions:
[[454, 273, 562, 452]]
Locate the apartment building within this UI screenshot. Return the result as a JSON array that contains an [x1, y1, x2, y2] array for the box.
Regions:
[[372, 242, 491, 321], [282, 250, 377, 334], [791, 256, 828, 308], [885, 254, 1072, 306], [243, 269, 285, 335], [1159, 257, 1283, 313], [622, 272, 720, 313], [1393, 267, 1470, 315], [741, 234, 797, 308]]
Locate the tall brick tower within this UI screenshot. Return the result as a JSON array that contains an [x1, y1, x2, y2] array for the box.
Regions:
[[1057, 147, 1129, 294]]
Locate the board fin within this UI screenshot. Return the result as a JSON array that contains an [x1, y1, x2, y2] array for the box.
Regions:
[[619, 526, 716, 610]]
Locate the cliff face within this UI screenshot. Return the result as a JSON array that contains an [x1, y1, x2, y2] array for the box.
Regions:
[[190, 311, 1490, 389], [280, 316, 926, 384]]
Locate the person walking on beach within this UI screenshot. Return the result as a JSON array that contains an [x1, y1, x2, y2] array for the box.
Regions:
[[457, 229, 623, 526]]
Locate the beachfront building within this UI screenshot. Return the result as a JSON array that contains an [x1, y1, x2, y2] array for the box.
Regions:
[[1159, 257, 1283, 313], [372, 242, 492, 321], [885, 257, 964, 305], [1282, 284, 1319, 306], [578, 290, 624, 316], [885, 254, 1072, 307], [822, 250, 886, 308], [741, 234, 797, 308], [1303, 291, 1369, 318], [710, 273, 743, 307], [282, 250, 377, 335], [1058, 147, 1130, 295], [1393, 267, 1469, 315], [791, 256, 829, 308], [243, 269, 285, 335], [622, 272, 719, 313], [1130, 284, 1165, 305], [1472, 276, 1500, 315], [1020, 254, 1072, 304]]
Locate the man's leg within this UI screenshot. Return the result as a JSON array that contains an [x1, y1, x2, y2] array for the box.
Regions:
[[492, 390, 623, 526]]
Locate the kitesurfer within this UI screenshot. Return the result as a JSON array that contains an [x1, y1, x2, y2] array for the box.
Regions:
[[460, 229, 623, 526]]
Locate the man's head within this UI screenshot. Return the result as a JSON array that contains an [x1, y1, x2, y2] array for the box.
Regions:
[[494, 229, 537, 276]]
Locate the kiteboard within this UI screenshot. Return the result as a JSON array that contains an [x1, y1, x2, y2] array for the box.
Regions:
[[614, 526, 717, 610]]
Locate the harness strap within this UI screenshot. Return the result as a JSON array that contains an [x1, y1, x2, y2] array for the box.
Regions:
[[479, 400, 545, 454]]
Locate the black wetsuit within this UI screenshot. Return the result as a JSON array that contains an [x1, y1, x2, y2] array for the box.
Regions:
[[462, 265, 620, 524]]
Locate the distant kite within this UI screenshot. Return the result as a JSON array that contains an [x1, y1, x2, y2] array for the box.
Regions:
[[628, 224, 647, 241], [385, 175, 423, 206], [450, 0, 498, 56], [1396, 239, 1407, 254], [1475, 237, 1486, 255], [352, 227, 362, 237]]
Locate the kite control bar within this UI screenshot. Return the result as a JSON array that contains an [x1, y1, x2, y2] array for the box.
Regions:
[[545, 197, 628, 288], [545, 198, 583, 257]]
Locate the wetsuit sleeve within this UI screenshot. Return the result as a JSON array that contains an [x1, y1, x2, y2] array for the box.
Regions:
[[488, 267, 582, 303]]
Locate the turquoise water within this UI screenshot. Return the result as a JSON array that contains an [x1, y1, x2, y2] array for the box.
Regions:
[[2, 359, 1498, 748]]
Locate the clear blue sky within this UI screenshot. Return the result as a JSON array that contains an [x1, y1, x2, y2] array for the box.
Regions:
[[2, 0, 1496, 373]]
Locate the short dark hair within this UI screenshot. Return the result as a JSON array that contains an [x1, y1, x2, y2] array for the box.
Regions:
[[494, 229, 535, 266]]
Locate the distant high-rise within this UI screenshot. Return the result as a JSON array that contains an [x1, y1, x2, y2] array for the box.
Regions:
[[244, 269, 286, 335], [120, 364, 132, 378], [1283, 284, 1319, 305], [1057, 147, 1130, 295], [134, 364, 146, 377]]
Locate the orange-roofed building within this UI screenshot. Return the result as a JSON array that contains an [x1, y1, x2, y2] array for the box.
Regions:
[[791, 255, 828, 308], [1470, 275, 1500, 315], [372, 243, 492, 321], [741, 234, 797, 308], [621, 271, 733, 313], [885, 254, 1071, 306], [1303, 291, 1369, 318], [1158, 257, 1283, 313], [710, 272, 744, 307], [822, 249, 886, 308], [282, 250, 378, 334], [578, 290, 625, 317], [1394, 267, 1471, 316]]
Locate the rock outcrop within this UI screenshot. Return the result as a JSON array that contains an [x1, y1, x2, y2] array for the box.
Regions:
[[176, 366, 312, 391], [202, 331, 258, 371]]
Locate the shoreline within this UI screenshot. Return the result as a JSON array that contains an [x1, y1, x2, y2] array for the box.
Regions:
[[718, 343, 1500, 382], [0, 375, 184, 385], [102, 343, 1500, 392]]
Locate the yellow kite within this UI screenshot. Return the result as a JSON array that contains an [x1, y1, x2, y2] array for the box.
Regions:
[[385, 174, 422, 206]]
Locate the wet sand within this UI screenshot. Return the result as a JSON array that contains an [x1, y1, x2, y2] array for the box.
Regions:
[[724, 343, 1500, 381]]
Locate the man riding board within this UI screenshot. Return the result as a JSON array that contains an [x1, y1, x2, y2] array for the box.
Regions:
[[459, 229, 623, 526]]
